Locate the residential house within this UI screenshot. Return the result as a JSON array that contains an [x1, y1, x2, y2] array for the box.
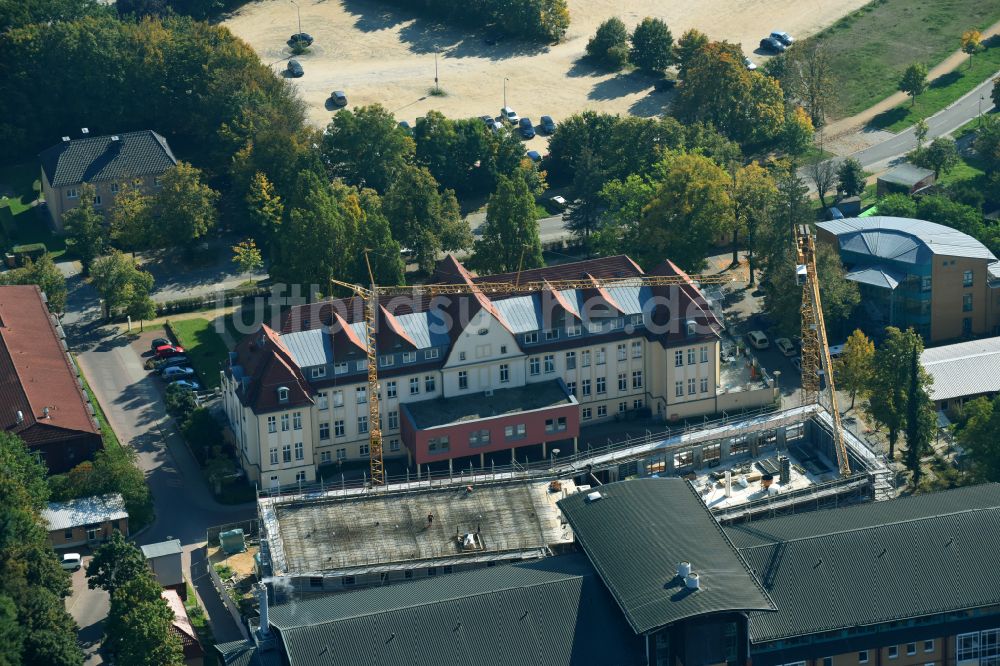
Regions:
[[43, 493, 128, 549]]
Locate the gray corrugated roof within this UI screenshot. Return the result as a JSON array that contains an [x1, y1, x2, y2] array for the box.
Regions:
[[39, 130, 177, 187], [558, 478, 776, 635], [403, 379, 573, 428], [921, 337, 1000, 401], [726, 484, 1000, 642], [878, 162, 935, 186], [266, 554, 644, 666], [141, 539, 182, 559], [818, 217, 996, 263], [281, 329, 332, 368], [844, 265, 905, 290], [42, 493, 128, 531]]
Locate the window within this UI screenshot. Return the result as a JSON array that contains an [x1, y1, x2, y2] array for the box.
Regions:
[[269, 447, 279, 464], [386, 381, 396, 399], [311, 366, 326, 379], [963, 293, 973, 312], [888, 646, 898, 659], [582, 407, 592, 420], [617, 344, 627, 361], [632, 341, 642, 358], [565, 352, 576, 370], [358, 415, 368, 434], [341, 576, 355, 586], [906, 644, 916, 656], [700, 346, 709, 363], [546, 329, 559, 340], [293, 412, 302, 430], [633, 399, 643, 409], [675, 381, 683, 397], [317, 393, 328, 410], [500, 364, 510, 383], [505, 424, 526, 440], [442, 565, 453, 574], [379, 355, 394, 367], [597, 377, 606, 394], [388, 411, 399, 429], [404, 570, 413, 579], [632, 370, 643, 389], [460, 351, 467, 361], [335, 362, 348, 375], [64, 528, 74, 539], [67, 188, 78, 199], [687, 348, 696, 364], [336, 447, 346, 460], [93, 194, 102, 206], [964, 270, 974, 287], [567, 322, 582, 337], [319, 423, 330, 440], [320, 450, 331, 463], [597, 405, 607, 417], [821, 658, 832, 666], [675, 350, 683, 367], [523, 332, 538, 344], [282, 444, 291, 463], [545, 417, 567, 432], [360, 442, 370, 456], [581, 379, 592, 396], [403, 351, 416, 363], [859, 651, 869, 664], [596, 348, 606, 365], [267, 416, 276, 433], [921, 275, 932, 292], [529, 358, 541, 375], [427, 567, 437, 577], [428, 436, 449, 452], [334, 420, 345, 437], [619, 401, 627, 413], [544, 354, 555, 373], [110, 183, 119, 194], [618, 373, 627, 391], [410, 377, 420, 395], [278, 386, 289, 402], [294, 441, 304, 460], [458, 370, 468, 390], [700, 377, 709, 393], [469, 429, 491, 446], [688, 378, 696, 395], [426, 348, 440, 360], [356, 360, 366, 371], [924, 640, 934, 653], [356, 387, 367, 404], [566, 381, 576, 396], [333, 390, 344, 407], [425, 375, 436, 392], [280, 414, 289, 431], [582, 351, 591, 367], [389, 439, 400, 452]]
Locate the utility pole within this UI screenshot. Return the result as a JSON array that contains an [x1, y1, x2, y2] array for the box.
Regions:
[[435, 52, 439, 93], [290, 0, 301, 35], [503, 77, 508, 109]]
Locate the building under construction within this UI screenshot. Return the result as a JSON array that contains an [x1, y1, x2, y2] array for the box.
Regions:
[[256, 404, 892, 596]]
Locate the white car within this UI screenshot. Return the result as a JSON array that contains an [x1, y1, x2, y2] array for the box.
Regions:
[[747, 330, 769, 350], [500, 106, 519, 124], [776, 337, 796, 357], [770, 31, 794, 46], [744, 57, 757, 71], [828, 343, 845, 359], [61, 553, 82, 571]]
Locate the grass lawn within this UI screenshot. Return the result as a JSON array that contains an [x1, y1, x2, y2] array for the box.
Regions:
[[75, 355, 122, 451], [0, 161, 66, 259], [804, 0, 1000, 119], [937, 154, 987, 185], [166, 318, 228, 390], [868, 41, 1000, 131]]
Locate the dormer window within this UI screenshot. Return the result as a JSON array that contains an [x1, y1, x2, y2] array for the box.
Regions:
[[277, 386, 289, 403]]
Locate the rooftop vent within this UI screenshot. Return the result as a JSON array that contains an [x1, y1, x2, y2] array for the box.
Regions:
[[61, 136, 71, 143], [42, 407, 50, 419], [585, 491, 603, 503], [677, 561, 691, 578], [81, 127, 89, 135], [111, 135, 120, 142], [15, 410, 24, 424], [685, 572, 700, 590]]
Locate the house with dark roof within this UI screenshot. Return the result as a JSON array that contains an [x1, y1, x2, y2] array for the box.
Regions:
[[222, 254, 776, 488], [817, 216, 1000, 342], [0, 285, 102, 472], [38, 129, 177, 230]]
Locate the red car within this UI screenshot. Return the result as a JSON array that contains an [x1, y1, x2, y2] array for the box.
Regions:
[[155, 345, 185, 359]]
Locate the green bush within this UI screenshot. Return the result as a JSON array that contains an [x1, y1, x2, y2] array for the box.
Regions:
[[164, 383, 197, 420], [181, 408, 223, 464], [586, 17, 629, 69], [12, 242, 46, 265]]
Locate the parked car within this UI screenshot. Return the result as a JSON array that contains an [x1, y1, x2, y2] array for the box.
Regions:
[[286, 59, 304, 77], [155, 344, 185, 359], [526, 150, 542, 163], [759, 36, 786, 53], [398, 120, 412, 132], [776, 337, 796, 357], [169, 379, 202, 391], [289, 32, 314, 46], [540, 115, 557, 134], [154, 356, 190, 373], [150, 337, 171, 352], [330, 90, 348, 107], [828, 343, 845, 359], [501, 106, 519, 124], [485, 117, 503, 133], [61, 553, 82, 571], [744, 57, 757, 71], [826, 206, 844, 220], [162, 366, 196, 381], [653, 78, 677, 92], [547, 195, 568, 213], [747, 330, 770, 349], [770, 31, 794, 46], [518, 117, 535, 139]]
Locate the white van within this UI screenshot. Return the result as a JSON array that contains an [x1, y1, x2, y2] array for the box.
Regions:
[[747, 330, 769, 349], [828, 343, 845, 359]]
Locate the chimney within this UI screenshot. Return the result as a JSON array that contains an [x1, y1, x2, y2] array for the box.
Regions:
[[80, 127, 89, 136], [15, 410, 24, 424], [42, 407, 50, 419], [724, 470, 732, 498], [256, 583, 271, 637], [685, 572, 700, 590]]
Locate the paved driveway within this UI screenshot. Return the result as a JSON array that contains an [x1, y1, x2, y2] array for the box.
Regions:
[[63, 552, 108, 666]]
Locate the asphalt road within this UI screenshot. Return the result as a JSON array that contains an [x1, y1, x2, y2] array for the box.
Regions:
[[469, 210, 572, 246], [64, 554, 108, 666]]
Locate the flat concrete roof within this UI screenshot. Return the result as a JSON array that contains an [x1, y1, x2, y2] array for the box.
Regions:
[[263, 479, 576, 576], [404, 380, 573, 429]]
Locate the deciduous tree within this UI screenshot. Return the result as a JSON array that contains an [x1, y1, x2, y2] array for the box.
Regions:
[[0, 254, 67, 312], [959, 395, 1000, 481], [109, 179, 152, 258], [783, 42, 834, 127], [808, 156, 837, 209], [62, 184, 104, 274], [899, 62, 928, 107], [86, 532, 149, 596], [322, 104, 415, 193], [914, 118, 930, 151], [149, 163, 218, 248], [904, 345, 935, 486], [89, 250, 155, 321], [835, 329, 874, 410], [586, 17, 629, 68], [915, 136, 959, 179], [731, 162, 778, 286], [472, 173, 543, 273], [782, 106, 814, 157], [246, 172, 284, 249], [675, 28, 709, 80], [629, 17, 674, 73], [103, 558, 183, 665], [961, 29, 983, 68], [836, 157, 866, 198], [866, 327, 926, 460], [232, 238, 263, 284]]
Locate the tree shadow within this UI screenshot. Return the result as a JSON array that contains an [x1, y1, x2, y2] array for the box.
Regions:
[[929, 70, 963, 89], [567, 56, 617, 78], [628, 91, 670, 117], [588, 72, 654, 101], [866, 106, 908, 131]]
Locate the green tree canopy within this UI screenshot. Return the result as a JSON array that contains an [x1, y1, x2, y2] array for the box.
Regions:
[[629, 17, 674, 73], [246, 171, 285, 251], [865, 327, 927, 460], [586, 17, 629, 68], [914, 136, 960, 179], [103, 556, 183, 665], [836, 157, 866, 198], [959, 395, 1000, 481], [148, 162, 218, 248], [90, 250, 155, 321], [472, 173, 543, 273], [675, 28, 709, 80], [86, 531, 149, 596], [0, 254, 68, 313], [322, 104, 415, 193], [62, 184, 104, 274], [109, 179, 153, 257], [835, 329, 875, 410], [904, 345, 935, 486], [899, 62, 928, 106]]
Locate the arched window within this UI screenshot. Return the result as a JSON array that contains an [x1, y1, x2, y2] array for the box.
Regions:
[[277, 386, 289, 402]]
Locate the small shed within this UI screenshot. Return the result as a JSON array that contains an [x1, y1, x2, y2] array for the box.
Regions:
[[877, 163, 935, 197], [219, 528, 246, 554], [142, 539, 184, 590], [43, 493, 129, 549]]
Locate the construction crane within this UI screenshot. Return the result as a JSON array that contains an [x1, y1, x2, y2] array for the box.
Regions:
[[795, 225, 851, 476], [332, 267, 737, 485]]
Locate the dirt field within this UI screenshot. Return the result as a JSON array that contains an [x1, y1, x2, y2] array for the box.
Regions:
[[226, 0, 870, 143]]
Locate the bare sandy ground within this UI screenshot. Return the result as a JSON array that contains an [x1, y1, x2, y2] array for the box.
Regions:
[[225, 0, 870, 145]]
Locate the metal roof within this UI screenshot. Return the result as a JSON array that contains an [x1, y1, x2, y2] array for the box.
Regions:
[[281, 329, 332, 368], [266, 554, 644, 666], [725, 484, 1000, 642], [42, 493, 127, 531], [818, 217, 996, 263], [39, 130, 178, 187], [557, 478, 776, 635], [921, 337, 1000, 402], [141, 539, 182, 559], [878, 162, 934, 187], [844, 265, 905, 290]]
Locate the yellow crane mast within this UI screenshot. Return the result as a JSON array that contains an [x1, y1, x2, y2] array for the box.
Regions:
[[795, 225, 851, 476]]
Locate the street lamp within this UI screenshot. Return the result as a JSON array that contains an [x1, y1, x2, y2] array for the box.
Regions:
[[434, 52, 439, 93], [290, 0, 301, 35], [980, 94, 986, 126], [503, 77, 509, 109]]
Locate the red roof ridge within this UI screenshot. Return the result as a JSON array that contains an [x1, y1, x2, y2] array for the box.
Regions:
[[586, 273, 625, 314], [542, 279, 580, 320], [379, 305, 417, 348]]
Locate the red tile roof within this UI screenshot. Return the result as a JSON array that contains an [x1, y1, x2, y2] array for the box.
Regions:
[[230, 324, 313, 414], [0, 286, 99, 440]]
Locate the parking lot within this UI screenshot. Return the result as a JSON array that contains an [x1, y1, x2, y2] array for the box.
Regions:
[[62, 551, 109, 666]]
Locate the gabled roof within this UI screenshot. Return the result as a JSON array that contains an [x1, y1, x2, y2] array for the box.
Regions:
[[878, 162, 934, 187], [266, 554, 645, 666], [0, 285, 100, 441], [844, 265, 905, 290], [558, 478, 775, 635], [39, 130, 177, 187], [141, 539, 183, 559], [725, 484, 1000, 642], [43, 493, 127, 531], [818, 217, 997, 264], [229, 325, 313, 414], [921, 336, 1000, 401], [162, 589, 204, 659]]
